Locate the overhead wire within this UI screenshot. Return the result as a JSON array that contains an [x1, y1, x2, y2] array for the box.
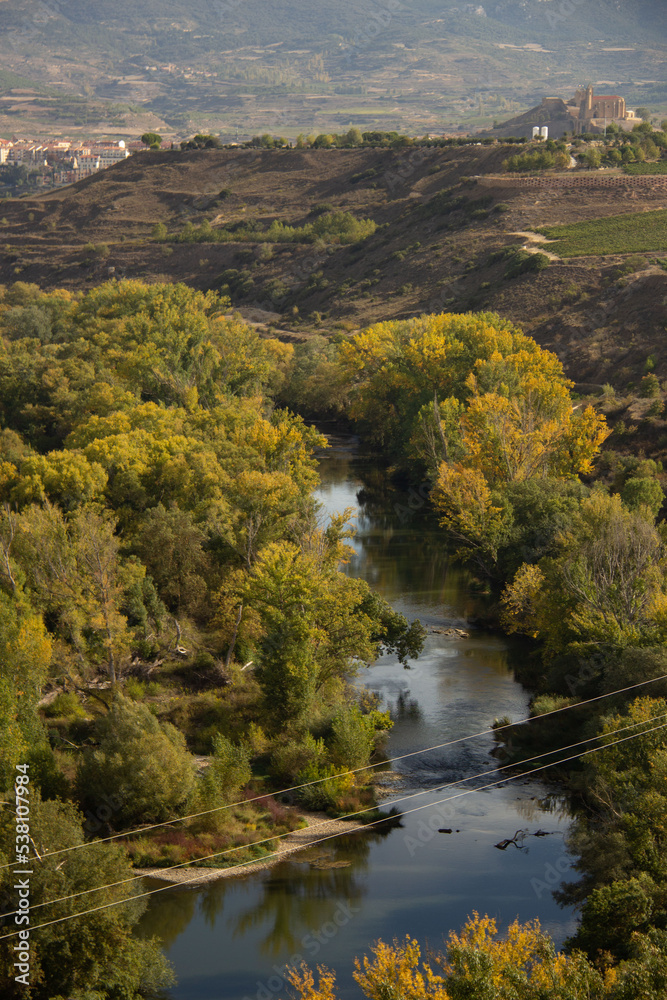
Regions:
[[1, 711, 665, 932], [2, 719, 666, 942], [1, 668, 665, 872]]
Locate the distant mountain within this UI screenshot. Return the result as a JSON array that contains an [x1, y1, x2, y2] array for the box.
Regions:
[[0, 0, 664, 138]]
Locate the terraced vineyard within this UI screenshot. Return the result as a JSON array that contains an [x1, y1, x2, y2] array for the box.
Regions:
[[538, 209, 667, 257]]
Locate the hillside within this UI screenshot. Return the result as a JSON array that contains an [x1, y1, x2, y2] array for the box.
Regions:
[[0, 0, 665, 138], [1, 145, 666, 393]]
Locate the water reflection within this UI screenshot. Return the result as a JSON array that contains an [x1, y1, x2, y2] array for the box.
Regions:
[[231, 830, 391, 957], [139, 433, 578, 1000]]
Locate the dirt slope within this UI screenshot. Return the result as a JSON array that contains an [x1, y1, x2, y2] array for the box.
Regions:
[[1, 146, 666, 386]]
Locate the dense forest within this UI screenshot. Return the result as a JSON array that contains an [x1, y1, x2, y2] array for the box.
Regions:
[[1, 280, 667, 998]]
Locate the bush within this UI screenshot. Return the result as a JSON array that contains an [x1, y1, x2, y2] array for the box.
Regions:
[[42, 692, 87, 719], [191, 734, 252, 830], [271, 732, 328, 783], [296, 760, 354, 811], [640, 373, 661, 398], [310, 202, 334, 216], [204, 733, 252, 803], [329, 706, 376, 770], [621, 477, 664, 517], [504, 248, 550, 278], [503, 150, 556, 172], [76, 697, 196, 826]]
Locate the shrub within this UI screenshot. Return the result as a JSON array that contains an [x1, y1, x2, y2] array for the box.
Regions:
[[123, 677, 147, 700], [329, 706, 376, 770], [646, 399, 665, 418], [296, 761, 354, 811], [504, 248, 550, 278], [503, 150, 556, 172], [42, 692, 87, 719], [191, 734, 252, 830], [640, 373, 661, 398], [621, 477, 664, 517], [271, 732, 328, 783], [205, 733, 252, 802], [76, 697, 196, 826], [329, 706, 390, 770]]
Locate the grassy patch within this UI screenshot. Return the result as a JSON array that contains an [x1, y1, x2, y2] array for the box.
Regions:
[[537, 210, 667, 257]]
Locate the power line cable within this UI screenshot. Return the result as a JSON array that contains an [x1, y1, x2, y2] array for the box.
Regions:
[[2, 719, 665, 943], [1, 712, 664, 927], [2, 668, 664, 872]]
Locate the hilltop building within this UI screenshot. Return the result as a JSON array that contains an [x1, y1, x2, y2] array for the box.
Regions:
[[478, 85, 640, 140], [566, 85, 639, 131]]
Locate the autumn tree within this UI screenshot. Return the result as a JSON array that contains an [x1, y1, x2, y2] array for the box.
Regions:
[[15, 504, 138, 686], [502, 493, 667, 655], [0, 589, 53, 790], [283, 913, 610, 999], [245, 530, 424, 724]]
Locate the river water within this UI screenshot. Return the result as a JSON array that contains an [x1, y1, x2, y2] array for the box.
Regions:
[[139, 434, 578, 1000]]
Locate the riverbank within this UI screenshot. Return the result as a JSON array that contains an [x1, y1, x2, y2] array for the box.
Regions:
[[134, 810, 371, 886]]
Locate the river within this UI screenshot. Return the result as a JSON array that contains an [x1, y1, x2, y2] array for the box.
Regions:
[[139, 433, 578, 1000]]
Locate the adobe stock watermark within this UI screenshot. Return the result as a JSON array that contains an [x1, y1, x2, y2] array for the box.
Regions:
[[6, 0, 72, 47], [530, 846, 571, 899], [340, 0, 407, 64], [83, 791, 124, 836], [394, 481, 431, 523], [13, 764, 32, 988], [241, 899, 360, 1000], [544, 0, 586, 29], [403, 799, 457, 856], [384, 145, 431, 194], [247, 243, 333, 314]]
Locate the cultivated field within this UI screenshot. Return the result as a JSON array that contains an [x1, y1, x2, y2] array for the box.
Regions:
[[538, 210, 667, 257]]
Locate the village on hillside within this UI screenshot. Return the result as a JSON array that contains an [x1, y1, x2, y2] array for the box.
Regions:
[[0, 137, 147, 190]]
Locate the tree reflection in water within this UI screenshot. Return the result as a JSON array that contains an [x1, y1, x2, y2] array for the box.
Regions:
[[137, 825, 399, 960], [137, 878, 201, 951], [230, 826, 396, 957]]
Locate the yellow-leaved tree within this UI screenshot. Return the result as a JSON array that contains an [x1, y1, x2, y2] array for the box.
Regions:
[[282, 913, 613, 999]]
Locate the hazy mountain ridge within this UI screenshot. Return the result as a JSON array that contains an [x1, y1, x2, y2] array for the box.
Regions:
[[0, 1, 664, 138]]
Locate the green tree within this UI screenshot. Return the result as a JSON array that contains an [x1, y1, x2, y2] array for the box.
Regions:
[[345, 127, 364, 146], [140, 131, 163, 148], [132, 503, 213, 614], [502, 494, 667, 655], [246, 535, 424, 724], [193, 733, 252, 830], [621, 477, 664, 518], [0, 794, 175, 999], [180, 134, 223, 150], [329, 705, 384, 770], [76, 697, 196, 826], [586, 148, 602, 169]]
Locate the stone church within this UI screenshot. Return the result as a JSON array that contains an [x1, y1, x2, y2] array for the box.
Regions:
[[567, 85, 639, 131], [478, 85, 640, 140]]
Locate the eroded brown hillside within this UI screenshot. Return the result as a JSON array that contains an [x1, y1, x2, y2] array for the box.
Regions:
[[1, 146, 666, 386]]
